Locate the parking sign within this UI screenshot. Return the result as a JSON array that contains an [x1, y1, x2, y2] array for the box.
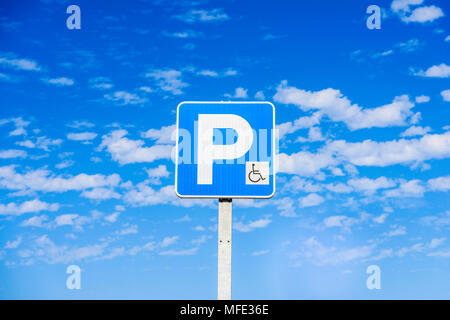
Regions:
[[175, 101, 276, 198]]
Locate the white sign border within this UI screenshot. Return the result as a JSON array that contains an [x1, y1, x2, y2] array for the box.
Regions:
[[175, 101, 276, 199]]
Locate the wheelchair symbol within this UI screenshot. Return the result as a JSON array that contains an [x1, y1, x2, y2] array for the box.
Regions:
[[248, 163, 266, 183]]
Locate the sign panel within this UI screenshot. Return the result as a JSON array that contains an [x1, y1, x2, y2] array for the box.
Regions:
[[175, 101, 276, 198]]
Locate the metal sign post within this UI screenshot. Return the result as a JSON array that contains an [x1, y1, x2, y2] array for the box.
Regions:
[[217, 198, 232, 300]]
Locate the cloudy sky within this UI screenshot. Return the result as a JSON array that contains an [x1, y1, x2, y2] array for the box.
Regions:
[[0, 0, 449, 299]]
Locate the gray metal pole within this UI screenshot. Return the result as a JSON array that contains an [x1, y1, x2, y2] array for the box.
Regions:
[[217, 198, 232, 300]]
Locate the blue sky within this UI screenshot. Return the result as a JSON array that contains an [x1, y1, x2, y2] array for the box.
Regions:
[[0, 0, 449, 299]]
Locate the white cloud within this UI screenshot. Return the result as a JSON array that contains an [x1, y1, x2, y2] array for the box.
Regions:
[[163, 30, 202, 38], [400, 125, 431, 137], [223, 68, 238, 76], [175, 215, 191, 223], [0, 149, 26, 159], [274, 197, 297, 217], [252, 250, 269, 256], [295, 126, 325, 142], [323, 215, 347, 228], [146, 165, 170, 178], [54, 214, 79, 227], [282, 176, 322, 193], [99, 129, 172, 165], [384, 180, 425, 197], [441, 89, 450, 102], [141, 124, 176, 145], [175, 8, 229, 23], [145, 165, 170, 184], [104, 212, 120, 223], [274, 81, 416, 130], [117, 224, 138, 236], [192, 235, 211, 245], [366, 249, 394, 261], [159, 247, 198, 256], [0, 165, 120, 193], [145, 69, 188, 95], [124, 183, 212, 208], [279, 132, 450, 176], [373, 213, 389, 224], [195, 68, 238, 78], [5, 236, 22, 249], [21, 211, 101, 231], [160, 236, 179, 248], [55, 160, 74, 169], [323, 213, 369, 231], [196, 69, 219, 77], [139, 86, 153, 93], [428, 250, 450, 257], [127, 241, 157, 256], [299, 193, 324, 208], [291, 236, 374, 266], [233, 217, 272, 232], [420, 211, 450, 227], [0, 72, 16, 82], [372, 49, 394, 58], [0, 117, 30, 136], [104, 91, 147, 105], [30, 234, 107, 264], [391, 1, 444, 23], [89, 77, 113, 90], [401, 5, 444, 23], [428, 175, 450, 191], [20, 215, 48, 227], [67, 132, 98, 141], [414, 63, 450, 78], [16, 136, 63, 151], [326, 132, 450, 167], [234, 199, 269, 208], [415, 95, 430, 103], [44, 77, 74, 86], [124, 184, 173, 206], [391, 0, 424, 13], [383, 226, 407, 237], [81, 187, 121, 200], [397, 242, 424, 256], [0, 199, 59, 216], [429, 237, 446, 249], [97, 247, 126, 260], [278, 149, 335, 176], [0, 54, 41, 71], [277, 113, 321, 138], [396, 38, 422, 52], [224, 87, 248, 99], [324, 182, 352, 193], [254, 91, 265, 100], [66, 120, 94, 129]]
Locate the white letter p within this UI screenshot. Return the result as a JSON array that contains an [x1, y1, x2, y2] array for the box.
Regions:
[[197, 114, 253, 184]]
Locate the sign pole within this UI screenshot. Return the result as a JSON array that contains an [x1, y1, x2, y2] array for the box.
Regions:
[[218, 198, 232, 300]]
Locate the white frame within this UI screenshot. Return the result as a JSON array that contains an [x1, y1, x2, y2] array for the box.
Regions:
[[175, 101, 276, 199]]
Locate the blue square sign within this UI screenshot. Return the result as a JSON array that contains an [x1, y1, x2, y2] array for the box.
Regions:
[[175, 101, 276, 198]]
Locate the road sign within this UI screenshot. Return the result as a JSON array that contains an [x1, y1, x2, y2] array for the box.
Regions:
[[175, 101, 276, 199]]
